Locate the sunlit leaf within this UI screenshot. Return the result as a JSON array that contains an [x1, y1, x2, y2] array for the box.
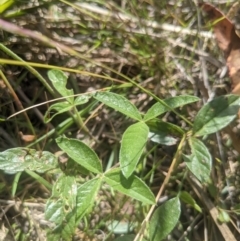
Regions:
[[104, 168, 155, 205], [183, 137, 212, 183], [193, 95, 240, 136], [76, 178, 101, 221], [120, 122, 149, 178], [94, 92, 142, 121], [107, 220, 136, 234], [0, 0, 14, 14], [45, 175, 77, 225], [149, 197, 181, 241], [148, 132, 177, 145], [144, 95, 199, 121], [218, 209, 230, 223], [0, 148, 58, 174], [48, 69, 74, 102], [56, 136, 102, 174]]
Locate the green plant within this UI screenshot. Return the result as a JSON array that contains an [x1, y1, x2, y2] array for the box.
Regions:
[[1, 69, 239, 240]]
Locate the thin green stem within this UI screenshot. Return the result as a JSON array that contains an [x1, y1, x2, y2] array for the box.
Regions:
[[134, 134, 187, 241], [25, 170, 52, 190]]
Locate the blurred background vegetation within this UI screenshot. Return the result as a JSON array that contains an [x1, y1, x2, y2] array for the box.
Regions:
[[1, 0, 240, 240]]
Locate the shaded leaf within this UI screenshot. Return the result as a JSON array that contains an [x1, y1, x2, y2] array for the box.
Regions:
[[183, 137, 212, 183], [180, 191, 202, 213], [44, 102, 72, 123], [193, 95, 240, 136], [149, 197, 181, 241], [44, 94, 91, 123], [94, 92, 142, 121], [0, 148, 58, 174], [48, 69, 74, 102], [147, 119, 184, 137], [114, 234, 137, 241], [144, 95, 199, 121], [56, 136, 102, 174], [233, 204, 240, 215], [120, 122, 149, 178], [104, 168, 155, 205]]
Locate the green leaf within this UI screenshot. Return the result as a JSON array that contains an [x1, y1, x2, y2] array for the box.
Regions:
[[46, 178, 101, 240], [114, 234, 136, 241], [45, 175, 77, 225], [45, 201, 66, 225], [183, 137, 212, 183], [75, 178, 101, 221], [149, 197, 181, 241], [0, 0, 14, 14], [62, 178, 101, 239], [94, 92, 142, 121], [193, 95, 240, 136], [180, 191, 202, 213], [61, 215, 76, 241], [106, 220, 135, 234], [148, 132, 177, 146], [114, 235, 147, 241], [47, 214, 76, 240], [47, 232, 61, 241], [233, 204, 240, 215], [147, 119, 184, 136], [48, 69, 74, 102], [120, 122, 149, 178], [218, 209, 230, 223], [56, 136, 102, 174], [11, 172, 21, 197], [44, 94, 91, 123], [44, 102, 73, 123], [144, 95, 200, 121], [0, 182, 6, 192], [65, 158, 90, 176], [104, 168, 155, 205], [147, 120, 183, 146], [74, 94, 91, 105], [0, 148, 58, 174]]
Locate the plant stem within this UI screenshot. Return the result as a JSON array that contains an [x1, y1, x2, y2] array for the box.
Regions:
[[134, 134, 186, 241]]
